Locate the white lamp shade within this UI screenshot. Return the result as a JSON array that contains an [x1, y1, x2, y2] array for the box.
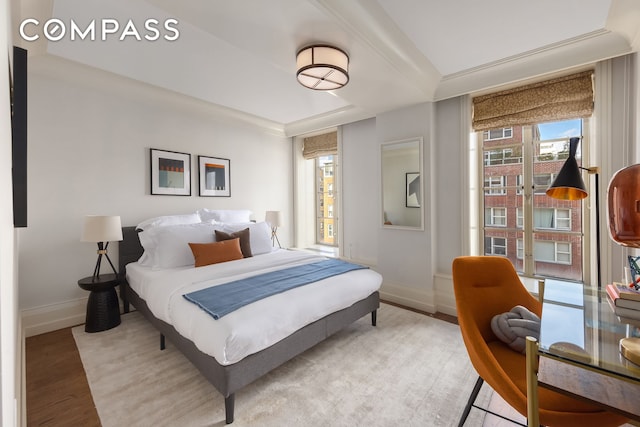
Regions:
[[265, 211, 282, 228], [82, 215, 123, 242]]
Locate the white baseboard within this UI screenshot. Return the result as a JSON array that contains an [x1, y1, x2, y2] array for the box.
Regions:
[[434, 273, 457, 317], [21, 298, 87, 338], [379, 282, 436, 313]]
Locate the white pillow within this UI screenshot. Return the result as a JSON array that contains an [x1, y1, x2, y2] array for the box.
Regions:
[[136, 213, 201, 231], [138, 223, 217, 268], [198, 208, 252, 224], [220, 221, 273, 255]]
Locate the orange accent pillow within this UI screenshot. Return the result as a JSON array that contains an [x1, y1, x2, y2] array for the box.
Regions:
[[188, 238, 243, 267]]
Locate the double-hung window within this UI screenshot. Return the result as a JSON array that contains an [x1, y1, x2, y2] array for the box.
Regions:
[[473, 70, 594, 282], [480, 119, 587, 281]]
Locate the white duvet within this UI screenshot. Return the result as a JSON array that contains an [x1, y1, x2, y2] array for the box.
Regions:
[[126, 249, 382, 365]]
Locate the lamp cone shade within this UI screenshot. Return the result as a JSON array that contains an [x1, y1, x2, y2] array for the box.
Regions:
[[546, 137, 587, 200]]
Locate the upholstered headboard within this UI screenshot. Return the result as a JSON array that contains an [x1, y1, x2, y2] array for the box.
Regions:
[[118, 226, 144, 277]]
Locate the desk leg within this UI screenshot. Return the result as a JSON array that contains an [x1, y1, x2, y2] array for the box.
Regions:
[[526, 336, 539, 427]]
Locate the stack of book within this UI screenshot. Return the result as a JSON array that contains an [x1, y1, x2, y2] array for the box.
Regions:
[[606, 283, 640, 321]]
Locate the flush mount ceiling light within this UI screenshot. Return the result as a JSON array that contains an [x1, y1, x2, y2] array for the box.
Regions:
[[296, 45, 349, 90]]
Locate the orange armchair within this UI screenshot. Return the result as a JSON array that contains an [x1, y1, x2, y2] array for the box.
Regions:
[[452, 256, 627, 427]]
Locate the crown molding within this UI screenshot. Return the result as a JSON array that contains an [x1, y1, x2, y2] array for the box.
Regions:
[[283, 105, 374, 137], [434, 29, 632, 101], [606, 0, 640, 51]]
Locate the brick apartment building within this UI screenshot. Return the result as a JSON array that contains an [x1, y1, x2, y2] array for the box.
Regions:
[[482, 125, 584, 281]]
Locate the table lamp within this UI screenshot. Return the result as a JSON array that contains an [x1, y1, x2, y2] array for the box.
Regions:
[[607, 163, 640, 365], [265, 211, 282, 248], [81, 215, 123, 280]]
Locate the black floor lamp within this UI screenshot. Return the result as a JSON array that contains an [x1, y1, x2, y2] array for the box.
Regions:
[[546, 137, 601, 288]]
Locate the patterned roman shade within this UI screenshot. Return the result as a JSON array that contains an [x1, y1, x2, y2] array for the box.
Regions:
[[472, 70, 594, 131], [302, 132, 337, 159]]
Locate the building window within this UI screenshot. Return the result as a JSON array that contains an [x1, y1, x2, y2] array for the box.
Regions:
[[517, 239, 572, 264], [533, 173, 554, 194], [484, 176, 506, 195], [485, 237, 506, 255], [484, 148, 520, 166], [517, 208, 571, 230], [533, 208, 571, 230], [485, 207, 506, 226], [483, 127, 513, 141]]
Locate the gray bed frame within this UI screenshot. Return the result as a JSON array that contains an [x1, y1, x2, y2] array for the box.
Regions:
[[117, 226, 379, 424]]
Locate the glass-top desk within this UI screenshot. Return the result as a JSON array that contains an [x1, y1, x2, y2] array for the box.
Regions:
[[537, 283, 640, 421]]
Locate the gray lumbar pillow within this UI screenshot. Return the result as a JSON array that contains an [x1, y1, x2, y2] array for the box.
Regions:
[[491, 305, 541, 354]]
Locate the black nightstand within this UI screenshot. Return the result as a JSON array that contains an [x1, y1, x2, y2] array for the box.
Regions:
[[78, 273, 121, 333]]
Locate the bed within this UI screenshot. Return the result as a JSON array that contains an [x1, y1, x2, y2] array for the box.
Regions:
[[117, 214, 381, 424]]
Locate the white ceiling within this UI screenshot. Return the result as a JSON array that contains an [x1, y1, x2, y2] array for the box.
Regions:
[[16, 0, 640, 136]]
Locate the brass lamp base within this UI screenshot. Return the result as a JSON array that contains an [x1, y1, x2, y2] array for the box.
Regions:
[[620, 337, 640, 366]]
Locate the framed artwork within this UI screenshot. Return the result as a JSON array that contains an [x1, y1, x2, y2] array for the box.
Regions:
[[406, 172, 421, 208], [150, 148, 191, 196], [198, 155, 231, 197]]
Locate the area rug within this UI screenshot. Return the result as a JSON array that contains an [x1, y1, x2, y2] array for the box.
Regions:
[[73, 303, 492, 426]]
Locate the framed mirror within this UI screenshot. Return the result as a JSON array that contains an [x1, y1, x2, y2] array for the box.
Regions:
[[381, 137, 423, 230]]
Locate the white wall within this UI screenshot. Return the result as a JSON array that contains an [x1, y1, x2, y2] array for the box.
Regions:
[[19, 54, 292, 335], [341, 118, 378, 265], [376, 103, 435, 312], [339, 103, 437, 312]]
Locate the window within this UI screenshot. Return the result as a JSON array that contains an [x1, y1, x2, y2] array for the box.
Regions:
[[483, 127, 513, 141], [517, 240, 571, 264], [316, 155, 337, 246], [480, 119, 587, 281], [324, 163, 334, 177], [534, 208, 571, 230], [533, 174, 554, 194], [484, 176, 506, 195], [295, 130, 340, 255], [484, 148, 518, 166], [485, 237, 506, 255], [485, 207, 506, 226], [474, 71, 593, 283], [517, 208, 571, 230]]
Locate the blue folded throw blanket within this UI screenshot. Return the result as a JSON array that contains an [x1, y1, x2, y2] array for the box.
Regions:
[[183, 258, 368, 319]]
